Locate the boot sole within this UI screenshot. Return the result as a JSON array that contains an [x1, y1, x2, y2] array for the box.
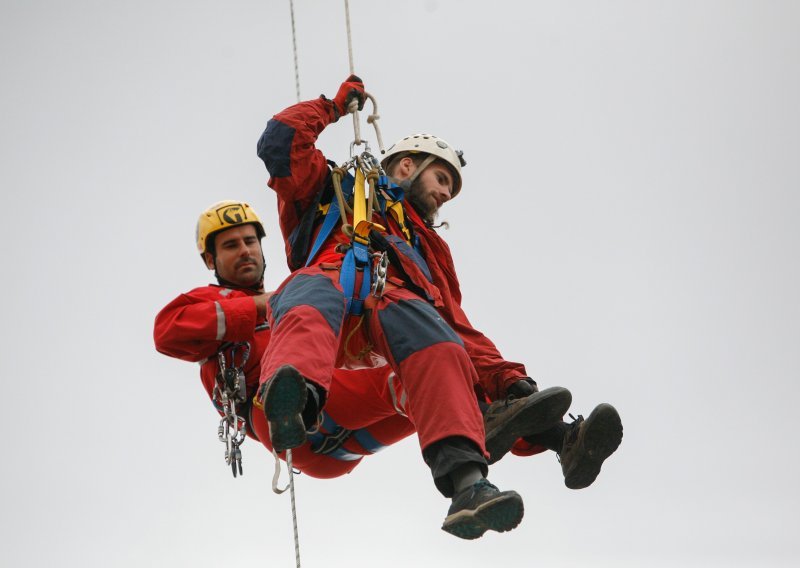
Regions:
[[564, 403, 623, 489], [441, 491, 524, 540], [263, 365, 308, 452], [485, 387, 572, 464]]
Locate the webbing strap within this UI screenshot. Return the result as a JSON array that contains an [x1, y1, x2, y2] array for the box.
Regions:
[[339, 244, 371, 315], [387, 201, 412, 243], [306, 166, 390, 317], [375, 178, 412, 245], [352, 168, 368, 235], [305, 174, 354, 267], [308, 412, 383, 461], [351, 428, 385, 454]]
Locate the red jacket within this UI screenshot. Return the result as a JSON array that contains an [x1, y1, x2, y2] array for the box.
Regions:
[[154, 284, 420, 475], [154, 285, 267, 406], [257, 97, 527, 400]]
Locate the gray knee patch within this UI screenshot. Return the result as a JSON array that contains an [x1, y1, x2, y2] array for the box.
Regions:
[[378, 299, 463, 364], [271, 274, 345, 333]]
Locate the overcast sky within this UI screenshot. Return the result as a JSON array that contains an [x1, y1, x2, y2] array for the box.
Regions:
[[2, 1, 799, 567]]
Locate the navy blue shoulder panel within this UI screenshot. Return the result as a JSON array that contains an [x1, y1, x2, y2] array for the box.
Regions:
[[257, 119, 295, 178], [385, 235, 433, 282]]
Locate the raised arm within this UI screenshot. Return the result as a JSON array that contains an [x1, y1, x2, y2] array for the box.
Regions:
[[256, 76, 366, 243]]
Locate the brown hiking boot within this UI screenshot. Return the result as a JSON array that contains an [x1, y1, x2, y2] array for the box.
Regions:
[[484, 387, 572, 465], [441, 479, 524, 540], [559, 403, 623, 489]]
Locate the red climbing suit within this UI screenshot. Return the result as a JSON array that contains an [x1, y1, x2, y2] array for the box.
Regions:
[[256, 96, 530, 460], [154, 284, 415, 478]]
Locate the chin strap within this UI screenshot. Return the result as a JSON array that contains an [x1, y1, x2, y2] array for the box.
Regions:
[[405, 154, 438, 187]]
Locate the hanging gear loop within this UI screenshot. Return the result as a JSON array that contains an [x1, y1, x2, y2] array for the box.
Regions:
[[214, 344, 250, 477], [350, 92, 385, 154]]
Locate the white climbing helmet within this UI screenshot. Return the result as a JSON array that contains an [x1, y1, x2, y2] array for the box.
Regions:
[[380, 133, 466, 197]]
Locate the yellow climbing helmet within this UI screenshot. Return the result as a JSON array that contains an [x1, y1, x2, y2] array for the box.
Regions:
[[196, 200, 266, 257], [380, 133, 466, 197]]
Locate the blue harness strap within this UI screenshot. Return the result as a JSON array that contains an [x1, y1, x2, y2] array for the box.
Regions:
[[308, 412, 388, 461], [305, 170, 426, 318], [351, 428, 385, 454], [305, 174, 354, 267], [340, 241, 372, 316]]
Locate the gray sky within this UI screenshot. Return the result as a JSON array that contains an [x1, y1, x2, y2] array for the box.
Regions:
[[2, 1, 799, 566]]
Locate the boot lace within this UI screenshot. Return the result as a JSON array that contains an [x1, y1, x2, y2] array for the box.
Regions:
[[556, 413, 584, 463]]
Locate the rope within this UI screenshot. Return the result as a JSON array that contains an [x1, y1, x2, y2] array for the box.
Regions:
[[344, 0, 355, 74], [343, 0, 364, 145], [289, 0, 301, 102], [287, 450, 301, 568], [271, 448, 302, 568]]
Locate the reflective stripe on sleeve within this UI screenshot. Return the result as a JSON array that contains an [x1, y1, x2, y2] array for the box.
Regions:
[[214, 301, 226, 340]]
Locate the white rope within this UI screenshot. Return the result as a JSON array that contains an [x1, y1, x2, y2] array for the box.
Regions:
[[344, 0, 355, 74], [343, 0, 363, 146], [271, 448, 302, 568], [287, 450, 301, 568], [289, 0, 301, 102]]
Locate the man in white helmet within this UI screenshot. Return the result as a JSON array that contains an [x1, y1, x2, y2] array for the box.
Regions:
[[254, 77, 622, 539]]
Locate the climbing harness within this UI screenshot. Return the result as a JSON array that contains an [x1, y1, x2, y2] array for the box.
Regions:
[[213, 343, 250, 477], [310, 150, 420, 314]]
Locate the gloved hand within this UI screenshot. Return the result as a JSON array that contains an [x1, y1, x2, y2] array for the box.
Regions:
[[332, 74, 366, 119], [507, 377, 539, 398]]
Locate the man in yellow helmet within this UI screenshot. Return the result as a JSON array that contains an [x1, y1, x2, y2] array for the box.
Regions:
[[154, 200, 418, 479]]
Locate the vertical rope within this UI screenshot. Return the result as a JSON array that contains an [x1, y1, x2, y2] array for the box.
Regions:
[[289, 0, 301, 102], [344, 0, 355, 74], [286, 9, 302, 564], [344, 0, 362, 145], [287, 449, 301, 568]]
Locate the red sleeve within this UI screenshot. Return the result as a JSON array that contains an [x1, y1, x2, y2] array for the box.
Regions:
[[153, 287, 258, 362], [257, 97, 336, 249]]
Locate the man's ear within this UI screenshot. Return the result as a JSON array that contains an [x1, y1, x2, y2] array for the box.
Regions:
[[203, 252, 215, 270], [397, 156, 416, 178]]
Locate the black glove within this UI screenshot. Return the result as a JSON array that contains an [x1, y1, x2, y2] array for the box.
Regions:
[[331, 74, 366, 118], [507, 377, 538, 398]]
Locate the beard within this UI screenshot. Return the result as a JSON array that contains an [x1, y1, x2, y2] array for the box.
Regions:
[[406, 179, 439, 226], [215, 253, 266, 291]]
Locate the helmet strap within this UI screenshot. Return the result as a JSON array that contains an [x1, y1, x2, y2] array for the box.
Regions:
[[406, 154, 438, 186]]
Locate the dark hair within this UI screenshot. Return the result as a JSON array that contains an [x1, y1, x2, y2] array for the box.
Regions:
[[384, 153, 426, 177]]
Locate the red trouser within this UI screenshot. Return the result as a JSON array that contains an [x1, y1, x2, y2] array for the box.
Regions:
[[259, 265, 487, 456], [250, 365, 415, 478]]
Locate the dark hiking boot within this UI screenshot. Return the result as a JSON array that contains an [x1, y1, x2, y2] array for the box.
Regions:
[[484, 386, 572, 465], [560, 403, 623, 489], [261, 365, 308, 452], [441, 479, 524, 540]]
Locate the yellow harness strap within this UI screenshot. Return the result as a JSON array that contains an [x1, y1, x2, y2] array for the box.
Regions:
[[352, 167, 384, 243], [386, 200, 412, 244]]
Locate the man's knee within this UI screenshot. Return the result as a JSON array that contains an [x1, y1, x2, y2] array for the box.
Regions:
[[270, 272, 346, 332], [377, 298, 463, 364]]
